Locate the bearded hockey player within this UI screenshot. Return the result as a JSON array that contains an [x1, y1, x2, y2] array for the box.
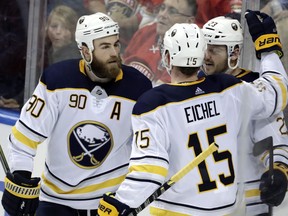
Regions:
[[1, 12, 152, 216]]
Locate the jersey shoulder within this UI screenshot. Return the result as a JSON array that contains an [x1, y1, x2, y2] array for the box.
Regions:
[[119, 64, 153, 100], [40, 59, 88, 90], [39, 61, 152, 99], [121, 64, 151, 85], [235, 68, 259, 82], [133, 74, 241, 115]]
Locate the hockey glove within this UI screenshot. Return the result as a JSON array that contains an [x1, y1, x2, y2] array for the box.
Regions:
[[244, 9, 283, 59], [260, 162, 288, 206], [98, 192, 132, 216], [1, 171, 41, 216]]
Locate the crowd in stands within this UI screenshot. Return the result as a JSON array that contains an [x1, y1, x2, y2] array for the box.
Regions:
[[1, 0, 288, 111]]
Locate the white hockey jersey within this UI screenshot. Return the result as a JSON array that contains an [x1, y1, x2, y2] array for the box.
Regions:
[[115, 53, 288, 215], [234, 69, 288, 215], [8, 59, 152, 209]]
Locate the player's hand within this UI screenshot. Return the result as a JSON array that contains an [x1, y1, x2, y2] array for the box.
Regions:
[[97, 192, 132, 216], [260, 163, 288, 206], [1, 171, 40, 216], [244, 9, 283, 59]]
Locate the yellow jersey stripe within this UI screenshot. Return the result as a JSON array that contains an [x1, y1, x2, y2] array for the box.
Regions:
[[245, 189, 260, 198], [150, 206, 190, 216], [272, 75, 287, 111], [12, 126, 40, 149], [129, 165, 168, 177], [42, 174, 126, 194]]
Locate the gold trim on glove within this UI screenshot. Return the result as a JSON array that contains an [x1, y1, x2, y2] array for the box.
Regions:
[[4, 177, 40, 199]]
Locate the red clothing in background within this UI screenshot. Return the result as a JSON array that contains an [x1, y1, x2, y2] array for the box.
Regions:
[[196, 0, 232, 27], [123, 22, 170, 84]]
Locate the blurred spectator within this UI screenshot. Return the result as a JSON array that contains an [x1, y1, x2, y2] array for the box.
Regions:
[[123, 0, 197, 86], [138, 0, 163, 28], [44, 5, 81, 67], [83, 0, 107, 13], [195, 0, 231, 27], [48, 0, 87, 15], [0, 0, 29, 109], [106, 0, 140, 52], [230, 0, 242, 14]]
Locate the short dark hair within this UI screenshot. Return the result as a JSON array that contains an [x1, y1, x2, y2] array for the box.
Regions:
[[225, 12, 241, 22], [179, 66, 200, 76]]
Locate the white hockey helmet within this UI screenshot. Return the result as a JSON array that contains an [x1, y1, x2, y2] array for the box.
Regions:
[[162, 23, 206, 74], [202, 16, 243, 69], [75, 12, 119, 52], [202, 16, 243, 54]]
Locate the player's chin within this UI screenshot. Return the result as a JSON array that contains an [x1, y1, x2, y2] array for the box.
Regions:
[[108, 61, 121, 69], [107, 65, 121, 79], [203, 65, 214, 75]]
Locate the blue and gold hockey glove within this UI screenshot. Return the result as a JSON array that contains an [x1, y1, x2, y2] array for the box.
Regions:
[[1, 171, 40, 216], [260, 162, 288, 206], [245, 9, 283, 59], [98, 192, 132, 216]]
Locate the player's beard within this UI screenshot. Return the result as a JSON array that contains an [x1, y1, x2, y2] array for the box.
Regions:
[[90, 54, 122, 79]]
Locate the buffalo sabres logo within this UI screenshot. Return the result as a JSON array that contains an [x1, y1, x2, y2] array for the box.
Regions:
[[171, 29, 177, 37], [79, 17, 85, 24], [68, 121, 113, 168], [231, 22, 238, 31]]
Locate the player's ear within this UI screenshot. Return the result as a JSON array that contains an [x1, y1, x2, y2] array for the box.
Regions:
[[81, 46, 91, 62], [165, 51, 170, 65], [230, 47, 240, 61]]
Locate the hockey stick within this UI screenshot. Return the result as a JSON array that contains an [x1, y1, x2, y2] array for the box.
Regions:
[[0, 144, 33, 216], [0, 143, 10, 173], [253, 136, 273, 216], [127, 142, 219, 216], [267, 137, 274, 216]]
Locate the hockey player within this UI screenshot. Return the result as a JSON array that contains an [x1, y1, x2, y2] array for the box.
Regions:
[[97, 10, 288, 216], [1, 12, 152, 216], [202, 15, 288, 215]]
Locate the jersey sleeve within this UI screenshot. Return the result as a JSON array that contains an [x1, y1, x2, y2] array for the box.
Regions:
[[8, 78, 59, 173], [242, 53, 288, 120], [115, 108, 169, 208]]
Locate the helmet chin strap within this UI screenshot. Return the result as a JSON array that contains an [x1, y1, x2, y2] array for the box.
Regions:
[[82, 50, 112, 83], [165, 62, 172, 75], [227, 56, 239, 71], [82, 49, 93, 65], [221, 56, 239, 75], [227, 45, 241, 73]]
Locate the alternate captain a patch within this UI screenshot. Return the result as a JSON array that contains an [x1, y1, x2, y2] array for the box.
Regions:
[[68, 121, 113, 168]]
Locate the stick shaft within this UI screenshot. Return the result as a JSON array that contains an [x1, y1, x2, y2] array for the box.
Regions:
[[0, 144, 10, 173], [268, 139, 273, 216], [129, 143, 219, 215], [171, 143, 218, 182]]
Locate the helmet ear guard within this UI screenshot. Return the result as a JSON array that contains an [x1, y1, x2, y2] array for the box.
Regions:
[[162, 23, 206, 74]]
